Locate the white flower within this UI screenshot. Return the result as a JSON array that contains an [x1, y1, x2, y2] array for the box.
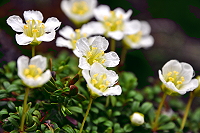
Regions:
[[17, 55, 51, 88], [82, 62, 122, 98], [123, 21, 154, 49], [56, 24, 95, 56], [158, 60, 198, 95], [7, 10, 61, 45], [93, 5, 141, 40], [130, 112, 144, 126], [76, 36, 120, 70], [61, 0, 97, 24]]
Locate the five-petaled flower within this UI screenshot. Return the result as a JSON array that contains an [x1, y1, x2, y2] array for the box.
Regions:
[[17, 55, 51, 88], [130, 112, 144, 126], [82, 62, 122, 98], [7, 10, 61, 45], [61, 0, 97, 25], [123, 21, 154, 49], [76, 36, 120, 70], [91, 5, 140, 40], [158, 60, 198, 95], [56, 24, 95, 56]]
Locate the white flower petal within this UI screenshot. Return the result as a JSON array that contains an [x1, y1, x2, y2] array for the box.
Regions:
[[158, 70, 167, 84], [44, 17, 61, 32], [37, 31, 56, 42], [38, 70, 51, 86], [83, 21, 105, 36], [162, 60, 182, 77], [106, 70, 119, 86], [17, 55, 29, 79], [82, 69, 91, 83], [56, 37, 73, 49], [76, 37, 90, 55], [6, 15, 24, 32], [103, 52, 120, 67], [78, 57, 90, 70], [124, 20, 141, 35], [114, 8, 132, 21], [179, 63, 194, 83], [91, 36, 109, 51], [73, 49, 82, 57], [108, 31, 124, 40], [23, 10, 43, 21], [102, 85, 122, 96], [180, 79, 199, 92], [139, 36, 154, 48], [59, 25, 75, 39], [16, 33, 33, 45], [90, 62, 107, 76], [87, 81, 103, 96], [94, 5, 111, 21], [30, 55, 47, 71], [141, 21, 151, 35]]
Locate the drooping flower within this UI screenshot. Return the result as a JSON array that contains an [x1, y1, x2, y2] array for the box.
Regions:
[[76, 36, 120, 70], [60, 0, 97, 25], [92, 5, 141, 40], [7, 10, 61, 45], [56, 24, 95, 56], [158, 60, 198, 95], [130, 112, 144, 126], [17, 55, 51, 88], [82, 62, 122, 98], [123, 21, 154, 49]]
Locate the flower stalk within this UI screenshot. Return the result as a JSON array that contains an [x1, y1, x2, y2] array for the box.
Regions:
[[110, 38, 116, 51], [152, 93, 167, 131], [79, 97, 93, 133], [32, 46, 35, 57], [180, 92, 194, 131], [20, 87, 30, 132]]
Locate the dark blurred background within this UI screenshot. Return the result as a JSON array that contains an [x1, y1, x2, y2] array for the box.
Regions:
[[1, 0, 200, 89]]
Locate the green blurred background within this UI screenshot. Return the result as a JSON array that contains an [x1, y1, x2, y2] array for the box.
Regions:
[[1, 0, 200, 88]]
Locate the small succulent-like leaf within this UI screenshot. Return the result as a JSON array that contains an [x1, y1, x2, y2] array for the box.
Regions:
[[158, 122, 175, 130], [140, 102, 153, 114], [123, 124, 134, 132], [62, 125, 75, 133], [68, 106, 82, 114], [25, 122, 38, 132], [8, 117, 19, 128]]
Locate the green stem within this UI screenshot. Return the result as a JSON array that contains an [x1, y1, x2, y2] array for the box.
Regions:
[[20, 87, 30, 132], [79, 97, 93, 133], [110, 38, 116, 51], [180, 92, 194, 131], [105, 96, 110, 107], [152, 93, 167, 131], [32, 46, 35, 57]]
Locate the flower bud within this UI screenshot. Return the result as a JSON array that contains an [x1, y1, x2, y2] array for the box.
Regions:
[[130, 112, 144, 126]]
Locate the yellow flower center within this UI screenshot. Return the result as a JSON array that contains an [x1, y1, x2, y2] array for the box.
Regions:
[[23, 65, 42, 79], [71, 1, 89, 15], [103, 11, 124, 32], [91, 73, 110, 92], [127, 31, 142, 43], [166, 71, 185, 86], [70, 29, 87, 49], [85, 47, 105, 65], [23, 20, 45, 45]]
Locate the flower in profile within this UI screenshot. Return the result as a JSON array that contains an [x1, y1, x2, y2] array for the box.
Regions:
[[7, 10, 61, 45], [61, 0, 97, 25], [130, 112, 144, 126], [76, 36, 120, 70], [123, 21, 154, 49], [17, 55, 51, 88], [82, 62, 122, 98], [158, 60, 198, 95], [92, 5, 140, 40], [56, 24, 94, 56]]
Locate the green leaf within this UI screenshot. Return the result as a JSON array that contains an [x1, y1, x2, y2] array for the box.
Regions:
[[114, 123, 121, 130], [140, 102, 153, 114], [62, 125, 75, 133], [33, 116, 40, 125], [0, 93, 7, 99], [131, 101, 140, 112], [93, 117, 107, 125], [104, 120, 113, 127], [113, 111, 121, 117], [94, 102, 105, 111], [158, 115, 170, 125], [68, 106, 83, 114], [8, 117, 19, 128], [0, 109, 8, 116], [134, 92, 144, 101], [91, 107, 99, 114], [0, 89, 7, 94], [33, 110, 41, 119], [111, 96, 116, 107], [3, 81, 10, 88], [25, 122, 38, 132], [123, 124, 134, 132], [26, 111, 33, 126], [7, 84, 19, 93], [7, 101, 16, 110], [158, 122, 175, 130], [7, 61, 16, 72], [10, 130, 19, 133]]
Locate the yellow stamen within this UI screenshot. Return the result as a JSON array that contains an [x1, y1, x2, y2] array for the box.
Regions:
[[168, 77, 174, 81], [24, 25, 28, 29], [177, 81, 182, 84]]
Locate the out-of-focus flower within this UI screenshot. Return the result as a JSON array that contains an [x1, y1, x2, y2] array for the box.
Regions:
[[193, 76, 200, 97], [158, 60, 198, 96], [76, 36, 120, 70], [17, 55, 51, 88], [123, 21, 154, 49], [130, 112, 144, 126], [56, 24, 94, 56], [92, 5, 140, 40], [7, 10, 61, 45], [82, 62, 122, 98], [61, 0, 97, 25]]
